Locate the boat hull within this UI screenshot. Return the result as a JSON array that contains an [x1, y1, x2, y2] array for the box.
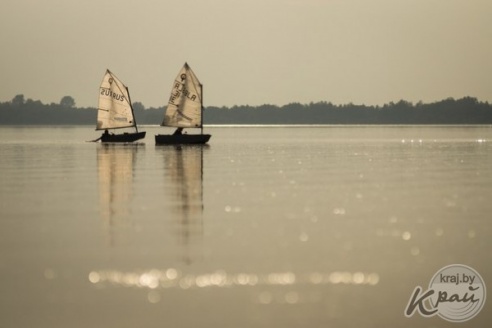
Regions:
[[101, 131, 146, 143], [155, 134, 211, 145]]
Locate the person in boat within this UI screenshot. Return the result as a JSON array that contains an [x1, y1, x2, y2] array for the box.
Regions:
[[101, 129, 110, 139], [173, 127, 183, 135], [91, 129, 109, 142]]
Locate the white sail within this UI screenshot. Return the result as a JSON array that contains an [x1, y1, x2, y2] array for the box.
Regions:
[[97, 70, 135, 130], [161, 63, 203, 128]]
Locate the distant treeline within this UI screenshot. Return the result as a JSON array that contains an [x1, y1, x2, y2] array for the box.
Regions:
[[1, 94, 492, 125]]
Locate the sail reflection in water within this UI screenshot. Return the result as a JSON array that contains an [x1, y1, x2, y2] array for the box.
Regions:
[[160, 145, 207, 264], [97, 144, 141, 246]]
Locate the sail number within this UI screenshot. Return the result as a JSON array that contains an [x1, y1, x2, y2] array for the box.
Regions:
[[169, 82, 197, 104], [100, 88, 126, 102]]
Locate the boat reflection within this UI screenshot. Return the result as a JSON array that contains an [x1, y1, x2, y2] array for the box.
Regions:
[[160, 145, 208, 264], [97, 143, 142, 246]]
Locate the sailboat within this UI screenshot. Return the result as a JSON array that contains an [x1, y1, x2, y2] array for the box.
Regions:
[[155, 63, 211, 145], [95, 69, 146, 143]]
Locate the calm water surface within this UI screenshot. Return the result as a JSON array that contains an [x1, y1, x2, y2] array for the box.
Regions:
[[0, 125, 491, 327]]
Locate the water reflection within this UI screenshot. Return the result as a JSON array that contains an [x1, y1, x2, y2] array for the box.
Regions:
[[160, 145, 208, 264], [97, 143, 142, 246]]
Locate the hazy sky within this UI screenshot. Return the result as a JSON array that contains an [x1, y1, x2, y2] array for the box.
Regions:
[[1, 0, 491, 108]]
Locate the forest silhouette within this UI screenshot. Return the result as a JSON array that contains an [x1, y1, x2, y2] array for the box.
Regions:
[[1, 94, 491, 125]]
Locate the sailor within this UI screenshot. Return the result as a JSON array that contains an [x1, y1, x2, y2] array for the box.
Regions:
[[92, 129, 109, 142]]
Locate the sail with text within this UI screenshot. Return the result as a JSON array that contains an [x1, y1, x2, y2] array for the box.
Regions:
[[161, 63, 203, 128], [97, 70, 136, 130]]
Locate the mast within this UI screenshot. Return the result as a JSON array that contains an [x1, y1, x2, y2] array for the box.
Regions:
[[125, 86, 139, 133], [200, 83, 203, 135]]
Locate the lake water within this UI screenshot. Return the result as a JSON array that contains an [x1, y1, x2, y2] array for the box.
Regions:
[[0, 125, 491, 327]]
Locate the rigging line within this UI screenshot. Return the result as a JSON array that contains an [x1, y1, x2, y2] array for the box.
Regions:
[[124, 84, 139, 132]]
